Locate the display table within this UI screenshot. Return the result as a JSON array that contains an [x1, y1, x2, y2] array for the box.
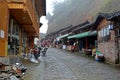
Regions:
[[85, 49, 92, 55]]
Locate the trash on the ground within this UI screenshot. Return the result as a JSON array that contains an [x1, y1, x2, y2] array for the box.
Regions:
[[0, 62, 27, 80]]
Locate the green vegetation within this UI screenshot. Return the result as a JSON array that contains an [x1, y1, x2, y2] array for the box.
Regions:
[[47, 0, 120, 34]]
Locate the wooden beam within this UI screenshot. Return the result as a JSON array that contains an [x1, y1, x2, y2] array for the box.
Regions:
[[8, 3, 24, 9]]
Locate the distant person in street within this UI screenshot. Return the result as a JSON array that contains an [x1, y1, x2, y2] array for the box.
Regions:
[[41, 47, 48, 56], [32, 47, 40, 59], [38, 46, 42, 54], [92, 46, 96, 56]]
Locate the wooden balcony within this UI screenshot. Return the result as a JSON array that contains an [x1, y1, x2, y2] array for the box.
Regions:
[[7, 0, 40, 36]]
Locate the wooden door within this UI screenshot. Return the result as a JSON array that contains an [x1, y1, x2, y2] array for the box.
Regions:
[[118, 38, 120, 63]]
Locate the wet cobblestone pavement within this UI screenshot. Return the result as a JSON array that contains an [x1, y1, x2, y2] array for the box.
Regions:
[[23, 48, 120, 80]]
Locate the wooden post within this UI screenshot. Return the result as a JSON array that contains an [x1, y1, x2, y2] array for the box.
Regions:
[[19, 27, 22, 54], [85, 37, 88, 49], [0, 1, 9, 56]]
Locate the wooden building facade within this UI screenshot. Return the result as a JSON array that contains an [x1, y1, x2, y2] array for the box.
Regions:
[[0, 0, 46, 58]]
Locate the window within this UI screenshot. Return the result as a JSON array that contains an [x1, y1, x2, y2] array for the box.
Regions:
[[103, 28, 106, 37], [109, 24, 113, 30], [101, 29, 104, 37], [107, 27, 110, 35], [98, 31, 101, 37], [98, 25, 110, 43]]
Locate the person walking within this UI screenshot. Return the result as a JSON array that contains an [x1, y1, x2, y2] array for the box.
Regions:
[[33, 47, 39, 59]]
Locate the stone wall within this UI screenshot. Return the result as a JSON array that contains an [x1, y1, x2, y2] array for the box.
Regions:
[[0, 56, 21, 65], [98, 30, 116, 64]]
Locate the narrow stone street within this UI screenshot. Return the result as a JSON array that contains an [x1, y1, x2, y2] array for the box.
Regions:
[[24, 48, 120, 80]]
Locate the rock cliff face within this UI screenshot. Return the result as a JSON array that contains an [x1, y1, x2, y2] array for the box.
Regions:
[[47, 0, 120, 34]]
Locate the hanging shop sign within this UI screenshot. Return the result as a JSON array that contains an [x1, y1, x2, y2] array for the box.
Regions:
[[0, 30, 5, 38]]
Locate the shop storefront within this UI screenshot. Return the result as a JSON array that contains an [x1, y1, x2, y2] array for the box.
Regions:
[[67, 31, 97, 53], [8, 17, 20, 55], [21, 31, 28, 53], [0, 0, 46, 64]]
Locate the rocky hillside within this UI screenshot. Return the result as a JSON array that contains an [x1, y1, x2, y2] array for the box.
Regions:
[[46, 0, 120, 34]]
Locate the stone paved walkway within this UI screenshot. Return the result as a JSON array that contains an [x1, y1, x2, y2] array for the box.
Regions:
[[24, 48, 120, 80]]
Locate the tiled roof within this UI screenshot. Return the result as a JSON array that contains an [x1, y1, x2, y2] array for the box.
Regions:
[[72, 23, 93, 32], [107, 11, 120, 20]]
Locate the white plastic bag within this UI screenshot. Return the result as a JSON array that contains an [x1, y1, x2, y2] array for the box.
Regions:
[[38, 55, 43, 61], [30, 54, 39, 63], [10, 75, 19, 80]]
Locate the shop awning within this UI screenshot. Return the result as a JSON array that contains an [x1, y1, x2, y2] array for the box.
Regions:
[[57, 33, 69, 39], [67, 31, 97, 39], [68, 32, 89, 39], [88, 31, 97, 36]]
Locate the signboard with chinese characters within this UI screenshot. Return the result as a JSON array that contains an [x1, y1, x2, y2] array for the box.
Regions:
[[0, 30, 5, 38]]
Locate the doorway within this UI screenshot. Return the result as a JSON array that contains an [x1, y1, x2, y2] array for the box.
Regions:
[[8, 17, 20, 55], [117, 37, 120, 64]]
